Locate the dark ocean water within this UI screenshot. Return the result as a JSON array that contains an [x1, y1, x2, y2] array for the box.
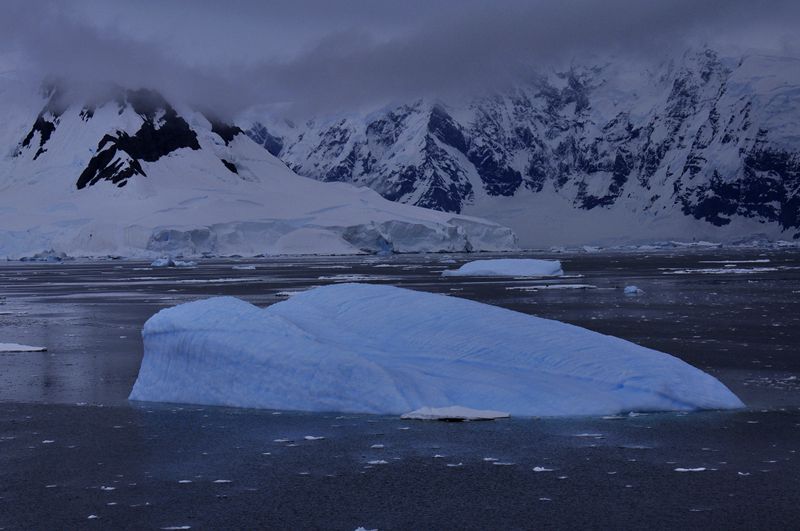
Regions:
[[1, 249, 799, 529]]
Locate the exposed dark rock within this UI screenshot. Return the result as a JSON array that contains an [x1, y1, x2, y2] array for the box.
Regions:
[[77, 91, 200, 189], [220, 159, 238, 174]]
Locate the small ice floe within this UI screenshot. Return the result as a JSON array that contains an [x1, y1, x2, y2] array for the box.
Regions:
[[370, 444, 385, 449], [151, 258, 197, 268], [508, 284, 597, 291], [100, 486, 116, 491], [212, 479, 232, 483], [446, 462, 463, 468], [87, 514, 99, 520], [699, 259, 771, 264], [367, 460, 388, 465], [45, 484, 57, 488], [662, 267, 778, 275], [674, 467, 706, 472], [0, 343, 47, 352], [318, 274, 385, 282], [178, 479, 192, 484], [150, 257, 197, 267], [232, 265, 256, 270], [20, 249, 69, 263], [737, 472, 751, 476], [41, 439, 55, 444], [161, 526, 191, 530], [273, 438, 290, 443], [433, 454, 445, 459], [573, 433, 604, 439], [532, 466, 554, 472], [624, 285, 644, 296], [442, 259, 563, 278], [492, 462, 515, 466], [303, 435, 325, 441], [483, 457, 499, 462], [401, 406, 510, 421]]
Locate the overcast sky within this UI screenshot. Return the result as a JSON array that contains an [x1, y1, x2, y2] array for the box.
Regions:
[[2, 0, 799, 117]]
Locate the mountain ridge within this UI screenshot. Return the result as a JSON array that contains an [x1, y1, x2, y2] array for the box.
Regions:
[[244, 49, 800, 246]]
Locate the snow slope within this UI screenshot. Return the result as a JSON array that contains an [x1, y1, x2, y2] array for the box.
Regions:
[[130, 284, 743, 416], [0, 79, 515, 259]]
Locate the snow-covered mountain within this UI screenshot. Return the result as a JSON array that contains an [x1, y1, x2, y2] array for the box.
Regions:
[[0, 78, 515, 259], [245, 49, 800, 247]]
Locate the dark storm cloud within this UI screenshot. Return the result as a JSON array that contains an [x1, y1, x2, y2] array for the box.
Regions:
[[1, 0, 799, 117]]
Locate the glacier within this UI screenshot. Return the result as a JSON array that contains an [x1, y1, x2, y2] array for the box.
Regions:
[[0, 79, 516, 259], [442, 258, 563, 277], [129, 283, 743, 417]]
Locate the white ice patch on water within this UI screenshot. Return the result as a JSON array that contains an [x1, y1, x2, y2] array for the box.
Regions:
[[0, 343, 46, 352], [663, 267, 779, 275], [401, 406, 510, 421], [442, 259, 563, 277], [129, 283, 743, 417]]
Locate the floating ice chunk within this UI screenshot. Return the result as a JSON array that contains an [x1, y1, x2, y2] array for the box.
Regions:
[[442, 259, 563, 277], [303, 435, 325, 441], [129, 283, 743, 417], [0, 343, 47, 352], [367, 460, 388, 465], [212, 479, 232, 483], [232, 265, 256, 270], [370, 444, 385, 449], [533, 467, 554, 472], [624, 285, 644, 296], [151, 258, 197, 268], [401, 406, 510, 421], [663, 267, 778, 275], [674, 467, 707, 472]]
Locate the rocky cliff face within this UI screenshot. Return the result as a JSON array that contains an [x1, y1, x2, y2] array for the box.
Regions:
[[246, 49, 800, 245]]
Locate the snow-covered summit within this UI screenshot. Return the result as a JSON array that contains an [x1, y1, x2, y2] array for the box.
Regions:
[[130, 283, 743, 416], [0, 80, 516, 258]]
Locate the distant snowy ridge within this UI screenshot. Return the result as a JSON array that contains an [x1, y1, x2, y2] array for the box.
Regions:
[[0, 81, 516, 259], [130, 284, 743, 416], [245, 48, 800, 247]]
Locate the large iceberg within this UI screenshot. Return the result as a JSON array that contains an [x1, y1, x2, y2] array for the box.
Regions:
[[130, 284, 743, 416], [442, 259, 564, 277]]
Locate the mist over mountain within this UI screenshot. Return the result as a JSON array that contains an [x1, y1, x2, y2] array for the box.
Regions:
[[1, 1, 799, 250]]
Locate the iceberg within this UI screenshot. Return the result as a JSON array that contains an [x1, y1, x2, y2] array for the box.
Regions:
[[130, 283, 743, 417], [401, 406, 510, 421], [442, 259, 563, 277], [0, 343, 47, 352]]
